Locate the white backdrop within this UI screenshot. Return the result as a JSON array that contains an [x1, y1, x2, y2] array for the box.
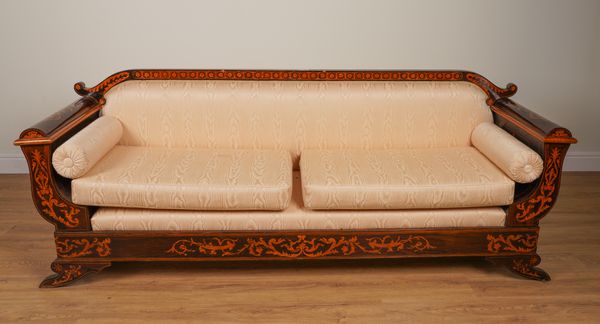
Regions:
[[1, 0, 598, 172]]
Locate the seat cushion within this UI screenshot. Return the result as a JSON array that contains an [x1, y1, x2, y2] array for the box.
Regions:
[[72, 146, 293, 210], [91, 172, 506, 230], [300, 147, 515, 210]]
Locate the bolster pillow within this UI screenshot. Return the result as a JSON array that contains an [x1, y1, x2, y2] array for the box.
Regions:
[[52, 116, 123, 179], [471, 122, 543, 183]]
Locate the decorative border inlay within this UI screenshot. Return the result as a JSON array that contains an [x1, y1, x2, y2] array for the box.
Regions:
[[547, 128, 573, 141], [21, 130, 44, 139], [487, 234, 537, 253], [167, 235, 435, 258], [514, 146, 563, 222], [29, 149, 81, 227], [133, 70, 464, 82], [56, 238, 112, 258], [73, 69, 518, 105]]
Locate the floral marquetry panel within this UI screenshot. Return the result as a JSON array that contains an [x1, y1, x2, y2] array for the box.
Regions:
[[54, 229, 539, 261], [166, 235, 436, 258], [56, 238, 112, 258], [507, 143, 569, 225], [21, 145, 91, 230], [487, 234, 537, 253]]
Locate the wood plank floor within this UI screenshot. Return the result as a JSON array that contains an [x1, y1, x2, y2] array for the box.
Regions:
[[1, 172, 599, 323]]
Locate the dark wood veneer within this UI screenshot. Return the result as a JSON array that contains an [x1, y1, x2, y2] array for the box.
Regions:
[[14, 69, 576, 287], [53, 228, 538, 261]]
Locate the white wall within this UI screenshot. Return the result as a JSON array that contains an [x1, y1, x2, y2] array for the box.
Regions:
[[1, 0, 599, 172]]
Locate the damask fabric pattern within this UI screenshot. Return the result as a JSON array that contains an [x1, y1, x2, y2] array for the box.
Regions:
[[471, 122, 543, 183], [71, 146, 293, 211], [102, 80, 493, 169], [300, 147, 515, 210], [91, 173, 506, 230], [52, 116, 123, 179]]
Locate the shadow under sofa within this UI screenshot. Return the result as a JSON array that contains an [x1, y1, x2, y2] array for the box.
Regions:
[[14, 69, 576, 287]]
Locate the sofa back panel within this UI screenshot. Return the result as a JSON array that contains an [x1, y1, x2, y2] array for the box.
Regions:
[[102, 80, 492, 168]]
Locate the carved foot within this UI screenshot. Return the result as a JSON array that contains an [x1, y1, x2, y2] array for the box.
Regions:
[[487, 254, 551, 281], [39, 260, 111, 288]]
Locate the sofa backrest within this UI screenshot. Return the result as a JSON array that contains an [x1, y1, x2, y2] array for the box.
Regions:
[[102, 79, 492, 167]]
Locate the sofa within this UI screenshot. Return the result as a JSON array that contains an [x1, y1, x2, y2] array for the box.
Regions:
[[14, 69, 576, 287]]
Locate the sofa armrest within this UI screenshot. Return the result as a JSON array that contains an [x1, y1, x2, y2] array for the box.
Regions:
[[491, 98, 576, 153], [14, 96, 104, 146], [491, 98, 576, 226], [13, 96, 105, 231]]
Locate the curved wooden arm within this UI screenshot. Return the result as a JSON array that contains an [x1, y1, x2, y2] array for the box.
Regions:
[[491, 98, 576, 226], [14, 96, 105, 231], [14, 95, 104, 146], [491, 98, 576, 153]]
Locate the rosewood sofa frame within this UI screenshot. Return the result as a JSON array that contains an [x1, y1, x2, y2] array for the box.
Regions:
[[14, 69, 577, 288]]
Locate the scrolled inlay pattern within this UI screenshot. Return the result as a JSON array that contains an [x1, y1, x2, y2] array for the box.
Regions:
[[167, 234, 435, 258], [29, 149, 81, 227], [510, 255, 550, 281], [487, 234, 537, 253], [45, 263, 83, 287], [55, 238, 112, 258], [514, 145, 564, 222], [167, 238, 239, 257], [39, 261, 111, 288]]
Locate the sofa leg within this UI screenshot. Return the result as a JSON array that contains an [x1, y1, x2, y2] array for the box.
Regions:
[[39, 260, 111, 288], [488, 254, 551, 281]]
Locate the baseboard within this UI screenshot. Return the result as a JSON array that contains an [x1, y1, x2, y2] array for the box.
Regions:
[[562, 151, 600, 172], [1, 151, 599, 173], [0, 154, 28, 174]]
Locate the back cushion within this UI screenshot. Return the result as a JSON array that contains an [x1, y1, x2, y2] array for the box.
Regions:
[[102, 80, 492, 168]]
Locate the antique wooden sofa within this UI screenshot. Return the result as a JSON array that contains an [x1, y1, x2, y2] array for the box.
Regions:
[[14, 69, 576, 287]]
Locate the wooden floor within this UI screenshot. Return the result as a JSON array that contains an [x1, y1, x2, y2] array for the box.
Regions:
[[1, 173, 599, 323]]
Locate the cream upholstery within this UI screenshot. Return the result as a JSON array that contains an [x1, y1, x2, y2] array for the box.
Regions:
[[91, 172, 506, 230], [102, 80, 493, 168], [471, 122, 543, 183], [56, 78, 534, 227], [72, 146, 293, 211], [52, 116, 122, 179], [300, 147, 514, 210]]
